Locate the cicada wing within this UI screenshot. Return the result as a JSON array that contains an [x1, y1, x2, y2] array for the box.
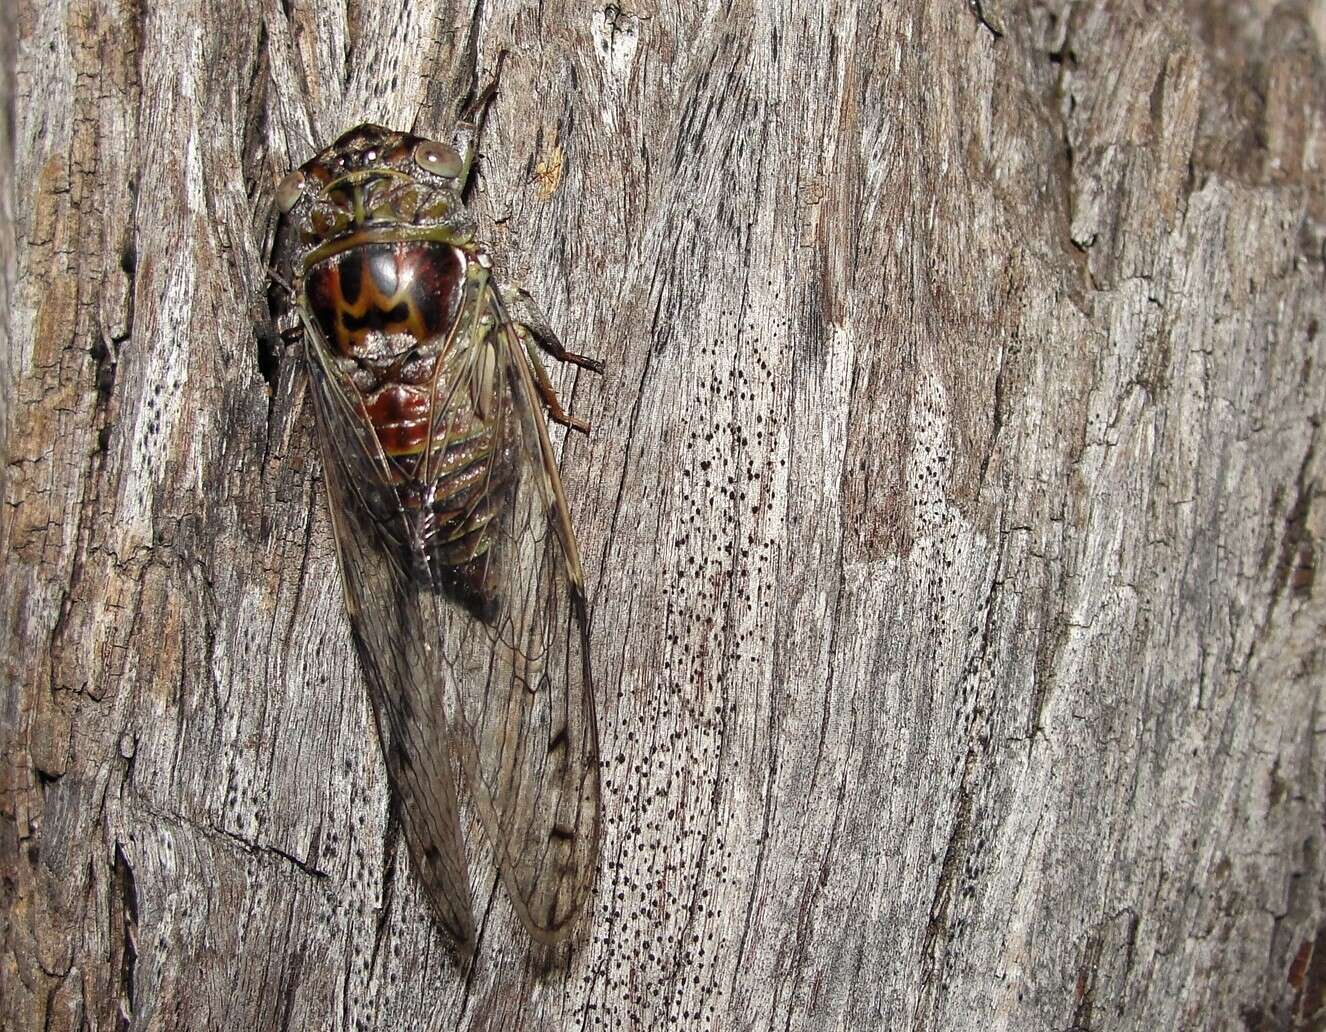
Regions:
[[303, 324, 477, 948], [417, 289, 601, 943]]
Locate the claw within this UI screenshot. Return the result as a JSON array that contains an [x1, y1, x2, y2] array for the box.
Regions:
[[554, 413, 592, 435], [557, 349, 604, 375], [266, 266, 295, 296]]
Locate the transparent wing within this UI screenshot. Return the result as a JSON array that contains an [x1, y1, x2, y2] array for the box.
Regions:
[[417, 285, 601, 943], [303, 321, 478, 948]]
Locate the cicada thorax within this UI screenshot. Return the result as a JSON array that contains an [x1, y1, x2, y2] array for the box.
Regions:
[[304, 236, 518, 623]]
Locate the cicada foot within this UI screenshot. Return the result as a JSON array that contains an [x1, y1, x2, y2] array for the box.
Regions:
[[277, 310, 302, 344], [537, 337, 604, 376], [541, 397, 592, 436]]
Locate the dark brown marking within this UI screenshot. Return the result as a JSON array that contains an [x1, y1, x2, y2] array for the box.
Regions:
[[410, 246, 464, 334], [344, 300, 409, 333], [339, 252, 362, 304], [548, 726, 568, 754], [305, 263, 343, 352], [549, 825, 575, 842], [328, 123, 396, 155], [434, 557, 501, 624], [328, 184, 354, 211]]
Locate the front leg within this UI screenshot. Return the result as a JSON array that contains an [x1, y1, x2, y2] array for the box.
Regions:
[[452, 52, 507, 190], [258, 267, 307, 373]]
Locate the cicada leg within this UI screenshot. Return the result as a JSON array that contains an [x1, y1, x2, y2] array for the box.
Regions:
[[500, 284, 605, 374], [275, 307, 302, 346], [500, 285, 601, 435], [263, 267, 305, 361], [453, 52, 508, 187], [267, 265, 294, 294], [514, 324, 591, 434]]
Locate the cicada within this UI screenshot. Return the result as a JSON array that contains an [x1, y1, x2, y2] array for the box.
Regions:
[[271, 106, 601, 951]]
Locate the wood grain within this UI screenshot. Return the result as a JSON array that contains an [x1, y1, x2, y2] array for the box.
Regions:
[[4, 1, 1325, 1029]]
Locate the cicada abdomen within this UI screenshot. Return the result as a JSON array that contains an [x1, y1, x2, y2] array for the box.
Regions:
[[273, 119, 602, 951]]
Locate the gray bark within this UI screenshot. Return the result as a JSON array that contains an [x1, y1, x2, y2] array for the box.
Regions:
[[4, 1, 1326, 1029]]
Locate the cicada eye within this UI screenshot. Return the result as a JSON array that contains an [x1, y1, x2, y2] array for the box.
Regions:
[[276, 170, 307, 212], [413, 140, 463, 179]]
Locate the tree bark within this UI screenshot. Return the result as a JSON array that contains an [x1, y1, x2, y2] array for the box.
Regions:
[[4, 1, 1326, 1029]]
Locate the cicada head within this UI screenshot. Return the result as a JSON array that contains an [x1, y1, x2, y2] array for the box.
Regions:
[[275, 124, 475, 275]]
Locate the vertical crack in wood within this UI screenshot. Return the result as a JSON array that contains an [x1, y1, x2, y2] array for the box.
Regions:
[[1071, 926, 1103, 1031], [367, 804, 400, 982], [111, 842, 138, 1032], [967, 0, 1003, 41], [1270, 432, 1319, 608], [912, 749, 977, 1032]]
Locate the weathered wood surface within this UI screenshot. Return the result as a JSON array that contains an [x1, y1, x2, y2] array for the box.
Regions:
[[4, 1, 1326, 1029]]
